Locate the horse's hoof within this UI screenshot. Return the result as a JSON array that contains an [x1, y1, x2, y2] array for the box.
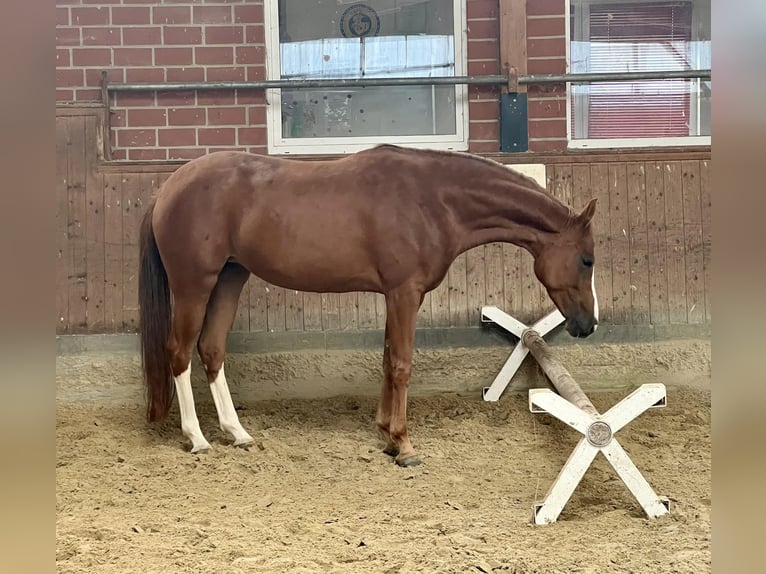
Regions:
[[191, 443, 211, 454], [395, 454, 422, 467], [383, 445, 400, 457], [234, 438, 254, 449]]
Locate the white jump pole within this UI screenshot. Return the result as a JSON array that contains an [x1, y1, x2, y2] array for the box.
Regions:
[[481, 306, 670, 525]]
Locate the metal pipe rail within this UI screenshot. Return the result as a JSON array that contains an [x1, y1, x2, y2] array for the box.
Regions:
[[104, 69, 711, 92]]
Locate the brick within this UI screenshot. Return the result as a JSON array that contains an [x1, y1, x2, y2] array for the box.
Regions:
[[245, 24, 265, 44], [153, 6, 191, 25], [469, 121, 499, 140], [466, 0, 498, 20], [248, 105, 266, 125], [110, 149, 127, 161], [163, 26, 203, 45], [56, 0, 80, 4], [115, 92, 156, 107], [82, 27, 121, 46], [468, 100, 499, 122], [168, 108, 206, 126], [527, 16, 565, 38], [527, 37, 566, 58], [206, 66, 245, 82], [527, 57, 566, 75], [193, 5, 232, 24], [81, 0, 121, 5], [112, 6, 151, 25], [158, 128, 196, 147], [528, 84, 567, 98], [206, 25, 244, 44], [528, 97, 567, 119], [528, 119, 566, 138], [247, 146, 268, 156], [72, 48, 111, 66], [166, 67, 205, 82], [126, 68, 165, 83], [468, 140, 499, 153], [154, 47, 193, 66], [109, 109, 126, 127], [114, 48, 153, 66], [234, 5, 263, 24], [117, 129, 156, 147], [85, 68, 121, 87], [123, 26, 162, 45], [56, 7, 69, 26], [56, 68, 84, 87], [128, 109, 168, 127], [128, 148, 167, 161], [56, 49, 71, 67], [467, 39, 499, 61], [158, 91, 196, 106], [168, 148, 206, 160], [468, 60, 499, 75], [466, 19, 498, 41], [236, 46, 265, 65], [528, 139, 567, 152], [527, 0, 565, 17], [57, 89, 74, 102], [199, 128, 236, 145], [208, 107, 246, 126], [246, 66, 266, 81], [469, 85, 500, 100], [238, 127, 267, 146], [195, 46, 234, 65], [237, 90, 266, 105], [71, 7, 109, 26], [198, 90, 236, 106], [76, 89, 102, 101], [56, 27, 80, 46], [207, 147, 242, 155]]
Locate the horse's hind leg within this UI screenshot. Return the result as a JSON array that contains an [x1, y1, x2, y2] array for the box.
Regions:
[[197, 262, 254, 448]]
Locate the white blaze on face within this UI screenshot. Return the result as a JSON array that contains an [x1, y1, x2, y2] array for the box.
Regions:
[[591, 269, 599, 330]]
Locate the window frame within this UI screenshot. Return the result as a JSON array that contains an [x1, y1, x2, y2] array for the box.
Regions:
[[565, 0, 711, 149], [264, 0, 470, 155]]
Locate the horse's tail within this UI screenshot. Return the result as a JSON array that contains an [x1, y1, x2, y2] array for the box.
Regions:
[[138, 202, 174, 422]]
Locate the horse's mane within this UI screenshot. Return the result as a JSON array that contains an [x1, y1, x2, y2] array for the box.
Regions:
[[371, 144, 549, 195]]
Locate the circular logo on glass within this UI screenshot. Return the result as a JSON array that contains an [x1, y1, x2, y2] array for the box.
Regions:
[[340, 3, 381, 38]]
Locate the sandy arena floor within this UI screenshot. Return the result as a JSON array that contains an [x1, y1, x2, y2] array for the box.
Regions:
[[56, 341, 711, 573]]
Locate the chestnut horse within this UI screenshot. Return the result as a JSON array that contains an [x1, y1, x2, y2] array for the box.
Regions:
[[138, 144, 599, 466]]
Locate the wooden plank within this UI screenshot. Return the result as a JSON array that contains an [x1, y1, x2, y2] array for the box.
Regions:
[[551, 164, 573, 207], [358, 291, 378, 329], [502, 243, 522, 318], [608, 164, 631, 324], [248, 275, 268, 332], [681, 160, 705, 324], [284, 288, 304, 331], [322, 293, 341, 331], [102, 173, 124, 332], [570, 164, 591, 213], [626, 162, 650, 324], [518, 248, 538, 323], [374, 292, 387, 330], [430, 273, 451, 327], [84, 115, 105, 331], [645, 161, 669, 325], [339, 292, 358, 330], [67, 116, 88, 332], [267, 283, 286, 332], [448, 253, 468, 326], [416, 291, 433, 328], [121, 174, 142, 332], [499, 0, 527, 92], [699, 159, 712, 322], [589, 163, 613, 323], [231, 272, 250, 332], [465, 245, 486, 326], [56, 117, 70, 334], [663, 162, 687, 323], [484, 242, 505, 311], [303, 291, 323, 331]]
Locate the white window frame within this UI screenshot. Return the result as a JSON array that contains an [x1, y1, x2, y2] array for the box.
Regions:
[[565, 0, 711, 149], [264, 0, 469, 155]]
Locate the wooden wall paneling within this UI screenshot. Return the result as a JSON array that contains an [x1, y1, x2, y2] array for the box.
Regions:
[[448, 252, 468, 326], [502, 243, 522, 318], [663, 162, 687, 323], [357, 291, 378, 330], [465, 245, 487, 326], [303, 291, 323, 331], [339, 292, 358, 330], [67, 116, 88, 332], [681, 160, 705, 324], [284, 288, 304, 331], [248, 275, 268, 332], [267, 282, 286, 332], [589, 163, 613, 322], [56, 117, 70, 333], [417, 291, 433, 328], [608, 164, 631, 324], [627, 162, 650, 324], [430, 272, 451, 327], [699, 159, 712, 322], [103, 173, 124, 331], [84, 115, 105, 331], [322, 292, 341, 331], [484, 242, 505, 311], [645, 161, 669, 324], [120, 173, 142, 332]]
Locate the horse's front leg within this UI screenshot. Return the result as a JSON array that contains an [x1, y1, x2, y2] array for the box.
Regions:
[[381, 286, 423, 467], [376, 324, 399, 456]]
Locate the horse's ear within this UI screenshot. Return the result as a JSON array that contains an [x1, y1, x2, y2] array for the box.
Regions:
[[577, 198, 598, 227]]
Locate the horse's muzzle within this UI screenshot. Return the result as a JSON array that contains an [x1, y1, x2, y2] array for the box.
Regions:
[[566, 316, 598, 338]]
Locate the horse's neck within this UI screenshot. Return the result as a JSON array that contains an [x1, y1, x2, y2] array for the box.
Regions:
[[449, 175, 572, 257]]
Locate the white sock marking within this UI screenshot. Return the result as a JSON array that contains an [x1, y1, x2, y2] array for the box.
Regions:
[[209, 364, 254, 447], [174, 362, 210, 453], [591, 270, 599, 331]]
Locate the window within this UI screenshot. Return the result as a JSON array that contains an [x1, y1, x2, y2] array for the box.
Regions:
[[265, 0, 468, 154], [568, 0, 711, 148]]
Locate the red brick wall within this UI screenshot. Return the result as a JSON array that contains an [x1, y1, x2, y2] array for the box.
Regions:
[[54, 1, 521, 159]]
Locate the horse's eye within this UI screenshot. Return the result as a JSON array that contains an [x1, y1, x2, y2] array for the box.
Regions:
[[581, 256, 594, 268]]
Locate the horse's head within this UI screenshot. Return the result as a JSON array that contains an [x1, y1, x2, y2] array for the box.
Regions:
[[534, 198, 599, 338]]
